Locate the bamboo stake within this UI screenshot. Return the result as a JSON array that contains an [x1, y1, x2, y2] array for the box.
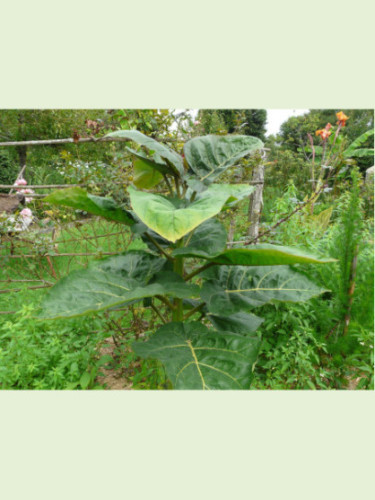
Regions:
[[0, 137, 101, 147], [6, 251, 122, 258], [0, 182, 127, 189]]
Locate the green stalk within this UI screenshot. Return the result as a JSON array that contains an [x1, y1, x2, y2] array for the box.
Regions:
[[172, 239, 184, 321]]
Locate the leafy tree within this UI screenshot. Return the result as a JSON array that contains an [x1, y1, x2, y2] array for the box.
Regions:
[[0, 109, 179, 187], [198, 109, 267, 141], [0, 110, 111, 184], [0, 150, 18, 190]]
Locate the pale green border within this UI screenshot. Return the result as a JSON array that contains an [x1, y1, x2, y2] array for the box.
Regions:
[[1, 1, 374, 498]]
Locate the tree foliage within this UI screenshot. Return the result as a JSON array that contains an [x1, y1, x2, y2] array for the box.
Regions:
[[197, 109, 267, 141]]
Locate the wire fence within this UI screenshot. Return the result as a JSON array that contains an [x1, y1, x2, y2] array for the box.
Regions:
[[0, 135, 267, 315]]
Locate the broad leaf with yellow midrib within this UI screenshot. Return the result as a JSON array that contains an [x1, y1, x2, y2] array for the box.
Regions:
[[184, 134, 263, 185], [133, 322, 261, 390], [38, 251, 199, 319], [201, 265, 327, 315]]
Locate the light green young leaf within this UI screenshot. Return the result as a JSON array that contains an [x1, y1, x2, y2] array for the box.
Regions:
[[133, 158, 164, 189], [127, 147, 170, 175], [196, 183, 255, 209], [133, 322, 261, 390], [128, 184, 250, 243]]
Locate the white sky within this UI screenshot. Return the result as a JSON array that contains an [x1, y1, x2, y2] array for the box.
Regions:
[[173, 109, 309, 136], [266, 109, 309, 136]]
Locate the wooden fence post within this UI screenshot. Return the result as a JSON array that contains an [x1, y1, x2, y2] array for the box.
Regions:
[[247, 150, 266, 240]]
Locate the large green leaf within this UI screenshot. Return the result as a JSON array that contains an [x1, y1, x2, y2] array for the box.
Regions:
[[148, 271, 200, 297], [346, 148, 374, 158], [201, 265, 327, 315], [44, 187, 134, 226], [343, 129, 374, 158], [184, 134, 263, 185], [128, 184, 250, 243], [208, 311, 264, 334], [106, 130, 184, 177], [96, 250, 165, 282], [39, 252, 199, 319], [173, 243, 335, 265], [133, 158, 164, 189], [172, 219, 227, 258], [133, 322, 261, 390]]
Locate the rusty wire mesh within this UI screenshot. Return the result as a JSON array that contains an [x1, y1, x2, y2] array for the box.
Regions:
[[0, 216, 135, 314]]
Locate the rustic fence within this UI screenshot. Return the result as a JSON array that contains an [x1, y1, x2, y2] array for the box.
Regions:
[[0, 135, 267, 315], [0, 135, 136, 315]]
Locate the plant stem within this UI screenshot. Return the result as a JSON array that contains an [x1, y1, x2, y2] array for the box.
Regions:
[[190, 191, 197, 203], [183, 303, 205, 320], [144, 233, 174, 262], [162, 174, 174, 197], [156, 295, 175, 311], [174, 176, 181, 198], [151, 302, 167, 324], [172, 241, 184, 321], [184, 261, 216, 281]]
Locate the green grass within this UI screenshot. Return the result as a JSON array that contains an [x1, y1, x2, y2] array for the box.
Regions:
[[0, 217, 161, 390]]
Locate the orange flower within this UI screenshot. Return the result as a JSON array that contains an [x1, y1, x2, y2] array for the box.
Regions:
[[336, 111, 349, 127], [315, 127, 332, 140]]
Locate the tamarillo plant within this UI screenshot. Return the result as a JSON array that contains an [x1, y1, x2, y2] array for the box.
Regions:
[[40, 130, 335, 390]]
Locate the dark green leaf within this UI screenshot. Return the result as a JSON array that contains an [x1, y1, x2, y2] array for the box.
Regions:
[[172, 219, 227, 259], [208, 311, 264, 334], [184, 134, 263, 185], [95, 250, 165, 282], [44, 187, 134, 226], [148, 271, 200, 298], [201, 265, 327, 315], [106, 130, 184, 177], [175, 243, 336, 265], [38, 252, 198, 319], [133, 322, 261, 390]]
